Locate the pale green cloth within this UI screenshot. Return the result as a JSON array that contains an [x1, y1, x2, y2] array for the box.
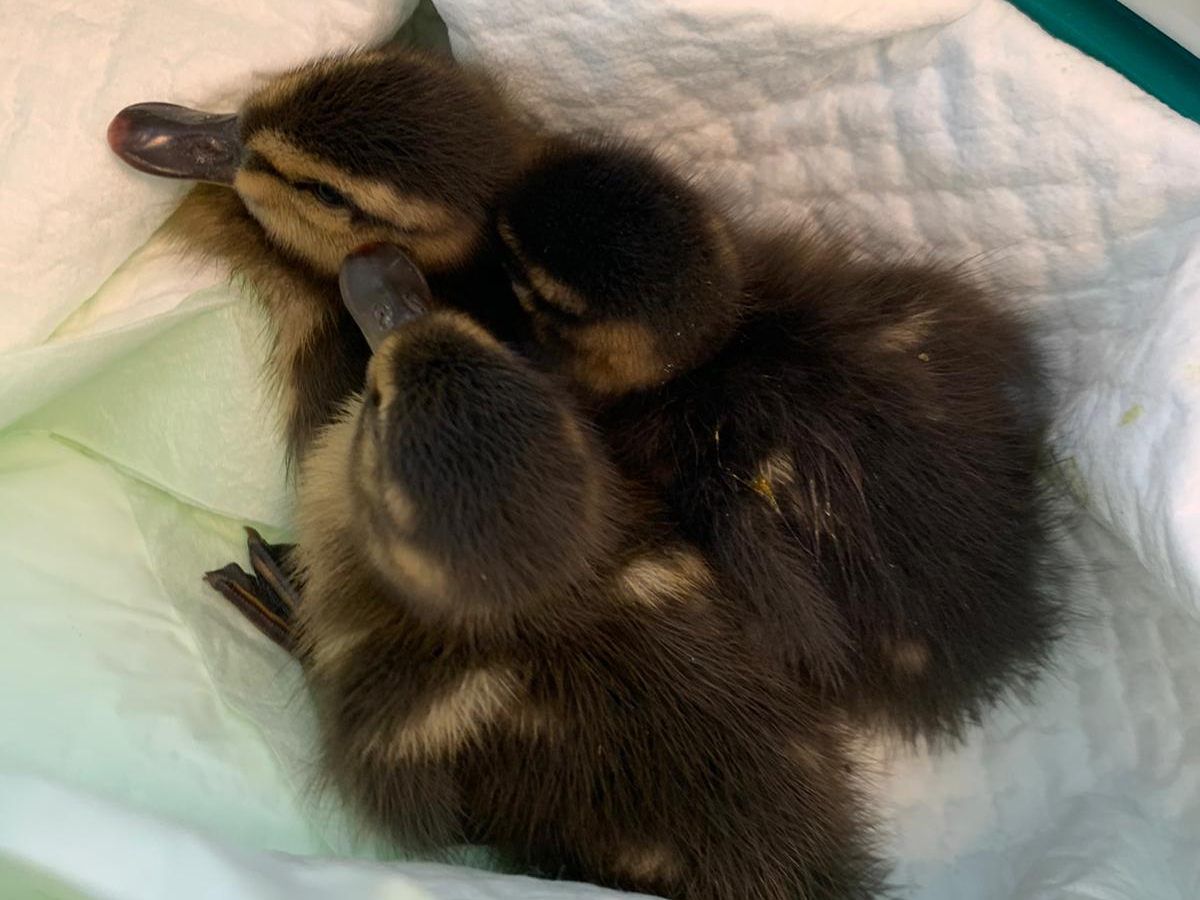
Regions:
[[0, 232, 342, 854]]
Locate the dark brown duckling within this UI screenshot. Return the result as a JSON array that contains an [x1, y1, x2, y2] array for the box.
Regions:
[[109, 48, 533, 460], [108, 48, 1065, 745], [279, 245, 888, 900], [494, 137, 1066, 742]]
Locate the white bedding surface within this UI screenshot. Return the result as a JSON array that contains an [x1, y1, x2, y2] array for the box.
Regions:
[[1, 0, 1198, 898], [0, 0, 414, 354]]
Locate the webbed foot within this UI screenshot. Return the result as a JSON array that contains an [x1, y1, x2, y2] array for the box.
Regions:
[[203, 527, 300, 654]]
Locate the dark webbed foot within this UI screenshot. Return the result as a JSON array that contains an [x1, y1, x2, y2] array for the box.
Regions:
[[204, 527, 301, 654]]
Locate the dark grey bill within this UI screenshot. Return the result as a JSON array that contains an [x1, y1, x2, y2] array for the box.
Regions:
[[339, 244, 432, 351], [107, 103, 241, 185]]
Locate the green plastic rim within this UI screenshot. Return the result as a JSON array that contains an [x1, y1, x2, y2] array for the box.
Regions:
[[1009, 0, 1200, 124]]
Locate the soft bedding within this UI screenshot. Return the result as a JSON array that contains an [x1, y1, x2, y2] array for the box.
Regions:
[[1, 0, 1199, 898]]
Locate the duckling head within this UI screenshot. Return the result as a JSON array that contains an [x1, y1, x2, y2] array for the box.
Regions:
[[331, 245, 618, 627], [109, 49, 527, 275], [495, 138, 743, 396]]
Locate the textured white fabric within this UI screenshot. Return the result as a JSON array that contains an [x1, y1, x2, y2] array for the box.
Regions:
[[0, 0, 412, 353]]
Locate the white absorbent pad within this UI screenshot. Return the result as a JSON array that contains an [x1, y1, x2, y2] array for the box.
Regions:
[[1, 0, 1199, 898]]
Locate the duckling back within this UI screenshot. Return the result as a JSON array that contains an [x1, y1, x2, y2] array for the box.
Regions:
[[458, 572, 886, 900], [291, 296, 887, 899], [603, 221, 1066, 741], [495, 138, 1067, 742]]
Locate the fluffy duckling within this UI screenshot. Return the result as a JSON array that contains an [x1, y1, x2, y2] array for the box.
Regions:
[[109, 48, 1064, 744], [108, 49, 532, 459], [494, 137, 1065, 742], [278, 245, 887, 900]]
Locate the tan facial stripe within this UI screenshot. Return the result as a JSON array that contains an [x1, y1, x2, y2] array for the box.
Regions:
[[352, 181, 455, 233], [244, 129, 454, 232], [496, 216, 589, 317], [238, 167, 460, 276], [524, 263, 589, 316], [234, 168, 351, 277], [234, 168, 330, 222], [241, 151, 286, 181]]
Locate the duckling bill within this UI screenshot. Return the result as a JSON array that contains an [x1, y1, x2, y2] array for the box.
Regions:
[[107, 102, 241, 183], [205, 243, 433, 652], [339, 242, 433, 349]]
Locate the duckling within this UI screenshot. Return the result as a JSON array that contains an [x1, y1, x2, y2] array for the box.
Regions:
[[493, 136, 1066, 742], [108, 48, 532, 459], [109, 48, 1064, 744], [284, 244, 887, 899]]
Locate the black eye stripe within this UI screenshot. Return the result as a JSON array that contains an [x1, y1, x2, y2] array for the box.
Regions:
[[293, 180, 352, 209], [288, 181, 398, 230], [243, 155, 357, 211], [241, 151, 284, 180], [241, 154, 422, 233]]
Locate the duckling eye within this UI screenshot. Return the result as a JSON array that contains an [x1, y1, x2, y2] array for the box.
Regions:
[[296, 180, 351, 210]]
